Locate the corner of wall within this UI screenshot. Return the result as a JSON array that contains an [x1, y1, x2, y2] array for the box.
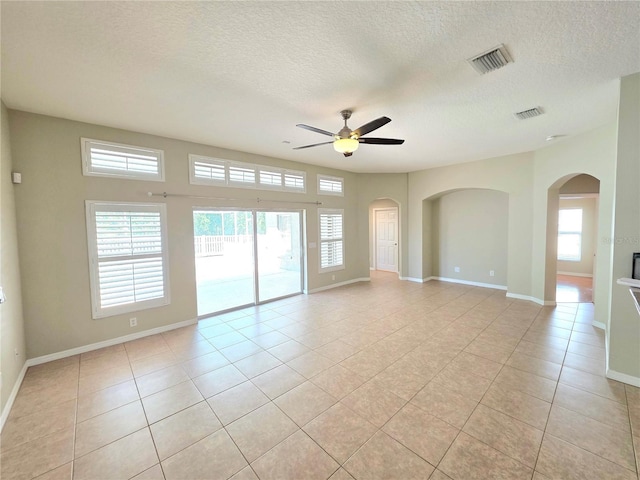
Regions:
[[0, 102, 28, 425]]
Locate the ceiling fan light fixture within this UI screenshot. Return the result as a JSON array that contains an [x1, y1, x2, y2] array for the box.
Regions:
[[333, 137, 359, 154]]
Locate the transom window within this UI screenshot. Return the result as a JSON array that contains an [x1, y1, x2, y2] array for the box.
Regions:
[[189, 155, 306, 193], [81, 138, 165, 181], [317, 175, 344, 196]]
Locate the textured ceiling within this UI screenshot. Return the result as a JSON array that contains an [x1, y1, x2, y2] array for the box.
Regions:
[[2, 1, 639, 173]]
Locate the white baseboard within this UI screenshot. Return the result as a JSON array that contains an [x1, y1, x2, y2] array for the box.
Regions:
[[505, 292, 554, 306], [431, 276, 507, 291], [606, 368, 640, 387], [26, 317, 198, 367], [308, 277, 370, 294], [1, 362, 28, 432], [592, 320, 606, 330], [399, 276, 430, 283], [1, 317, 199, 431], [558, 271, 593, 278]]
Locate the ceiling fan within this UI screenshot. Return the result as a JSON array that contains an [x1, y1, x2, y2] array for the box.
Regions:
[[294, 110, 405, 157]]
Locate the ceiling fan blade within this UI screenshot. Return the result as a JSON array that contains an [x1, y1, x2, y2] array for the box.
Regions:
[[292, 141, 333, 150], [359, 137, 405, 145], [296, 124, 335, 137], [352, 116, 391, 137]]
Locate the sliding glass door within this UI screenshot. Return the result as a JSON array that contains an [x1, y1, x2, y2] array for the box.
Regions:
[[257, 212, 303, 302], [194, 210, 255, 315], [194, 209, 303, 316]]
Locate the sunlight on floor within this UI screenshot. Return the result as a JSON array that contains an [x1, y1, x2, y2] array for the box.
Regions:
[[556, 274, 593, 303]]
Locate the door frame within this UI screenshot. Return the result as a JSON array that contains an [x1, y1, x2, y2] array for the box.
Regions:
[[372, 207, 399, 273], [255, 209, 305, 305], [192, 206, 305, 318]]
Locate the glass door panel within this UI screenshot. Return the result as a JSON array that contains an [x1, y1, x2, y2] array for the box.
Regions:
[[194, 210, 255, 316], [256, 211, 303, 302]]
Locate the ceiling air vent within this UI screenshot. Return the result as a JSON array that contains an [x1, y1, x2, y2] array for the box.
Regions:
[[514, 107, 544, 120], [468, 44, 513, 74]]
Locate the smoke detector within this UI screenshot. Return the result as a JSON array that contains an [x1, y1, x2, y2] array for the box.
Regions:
[[468, 44, 513, 74]]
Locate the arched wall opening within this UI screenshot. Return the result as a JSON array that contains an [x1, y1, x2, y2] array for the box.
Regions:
[[544, 173, 601, 311], [423, 188, 509, 289]]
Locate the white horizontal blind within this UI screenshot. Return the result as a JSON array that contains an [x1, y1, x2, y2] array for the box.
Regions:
[[87, 202, 169, 318], [189, 155, 306, 192], [259, 169, 283, 187], [82, 138, 165, 181], [319, 209, 344, 271], [193, 159, 226, 184], [318, 175, 344, 196], [229, 165, 257, 185], [284, 171, 305, 190]]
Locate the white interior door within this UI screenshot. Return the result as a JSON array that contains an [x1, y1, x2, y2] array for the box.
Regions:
[[375, 208, 398, 272]]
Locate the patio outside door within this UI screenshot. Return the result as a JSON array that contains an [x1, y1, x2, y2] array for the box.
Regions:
[[193, 209, 303, 316], [257, 211, 303, 302]]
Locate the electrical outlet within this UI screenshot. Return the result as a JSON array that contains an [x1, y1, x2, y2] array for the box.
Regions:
[[490, 270, 495, 277], [129, 317, 137, 327], [454, 266, 460, 273], [331, 275, 336, 281], [14, 348, 19, 358]]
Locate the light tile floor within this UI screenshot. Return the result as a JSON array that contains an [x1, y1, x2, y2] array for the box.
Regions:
[[2, 272, 639, 479]]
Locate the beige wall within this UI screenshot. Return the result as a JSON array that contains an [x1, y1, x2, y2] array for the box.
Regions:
[[1, 101, 27, 414], [357, 173, 408, 277], [557, 197, 598, 276], [531, 123, 617, 320], [9, 110, 367, 358], [431, 189, 508, 286], [560, 174, 600, 195], [408, 152, 535, 296], [609, 73, 640, 380]]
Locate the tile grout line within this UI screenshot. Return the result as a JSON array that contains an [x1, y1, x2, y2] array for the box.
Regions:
[[530, 305, 578, 477], [425, 302, 542, 475]]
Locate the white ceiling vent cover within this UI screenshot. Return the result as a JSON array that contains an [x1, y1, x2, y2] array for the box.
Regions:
[[514, 107, 544, 120], [468, 44, 513, 74]]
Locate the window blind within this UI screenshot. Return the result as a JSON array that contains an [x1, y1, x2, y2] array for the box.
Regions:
[[319, 210, 344, 270], [87, 202, 169, 318], [82, 138, 164, 181]]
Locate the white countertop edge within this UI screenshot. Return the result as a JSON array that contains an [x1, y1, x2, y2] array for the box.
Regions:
[[617, 277, 640, 288]]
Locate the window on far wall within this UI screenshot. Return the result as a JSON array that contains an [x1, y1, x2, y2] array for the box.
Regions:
[[557, 208, 583, 261], [317, 175, 344, 196], [319, 209, 344, 271], [86, 201, 170, 319], [81, 138, 165, 181]]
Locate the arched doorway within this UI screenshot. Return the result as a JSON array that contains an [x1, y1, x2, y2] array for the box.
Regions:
[[545, 174, 600, 305]]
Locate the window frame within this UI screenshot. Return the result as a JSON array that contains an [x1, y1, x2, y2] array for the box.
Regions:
[[317, 174, 344, 196], [557, 208, 583, 262], [189, 155, 306, 193], [81, 138, 165, 182], [86, 200, 171, 319], [318, 208, 345, 272], [189, 155, 226, 186]]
